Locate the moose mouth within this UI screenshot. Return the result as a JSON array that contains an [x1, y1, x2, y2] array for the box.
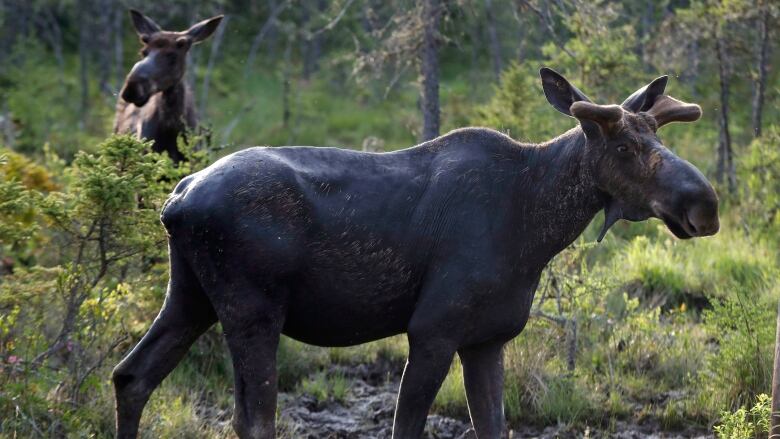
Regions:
[[659, 211, 695, 240], [121, 83, 153, 107]]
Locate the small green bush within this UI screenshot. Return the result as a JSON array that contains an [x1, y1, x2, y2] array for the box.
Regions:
[[713, 393, 771, 439], [699, 293, 775, 413]]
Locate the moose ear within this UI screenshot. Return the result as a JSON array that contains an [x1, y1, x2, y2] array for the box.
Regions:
[[540, 67, 591, 116], [622, 75, 668, 113], [186, 15, 224, 44], [129, 10, 161, 37], [647, 95, 702, 128]]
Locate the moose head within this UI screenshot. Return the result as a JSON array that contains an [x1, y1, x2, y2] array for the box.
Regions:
[[540, 68, 719, 241], [120, 10, 223, 107]]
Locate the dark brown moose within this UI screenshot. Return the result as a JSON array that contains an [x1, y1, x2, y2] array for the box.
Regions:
[[113, 69, 719, 439], [114, 10, 223, 163]]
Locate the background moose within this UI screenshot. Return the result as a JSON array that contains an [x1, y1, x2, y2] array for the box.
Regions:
[[114, 10, 223, 163]]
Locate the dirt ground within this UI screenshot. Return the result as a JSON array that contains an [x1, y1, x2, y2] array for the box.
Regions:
[[198, 358, 712, 439], [275, 361, 713, 439]]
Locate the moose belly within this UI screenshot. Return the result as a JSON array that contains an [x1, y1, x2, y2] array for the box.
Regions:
[[281, 263, 420, 347]]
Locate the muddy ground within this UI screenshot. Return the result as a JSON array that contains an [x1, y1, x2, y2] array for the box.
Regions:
[[201, 358, 713, 438]]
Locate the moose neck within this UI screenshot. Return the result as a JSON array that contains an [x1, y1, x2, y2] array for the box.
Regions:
[[512, 127, 605, 262], [157, 81, 189, 128]]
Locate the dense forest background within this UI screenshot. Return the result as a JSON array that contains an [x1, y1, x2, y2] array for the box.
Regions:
[[0, 0, 779, 437]]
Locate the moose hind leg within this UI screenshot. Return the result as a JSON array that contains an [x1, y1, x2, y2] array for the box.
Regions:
[[112, 248, 217, 439], [215, 283, 286, 439], [459, 340, 507, 439]]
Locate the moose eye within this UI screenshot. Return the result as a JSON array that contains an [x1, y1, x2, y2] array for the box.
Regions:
[[616, 145, 629, 154]]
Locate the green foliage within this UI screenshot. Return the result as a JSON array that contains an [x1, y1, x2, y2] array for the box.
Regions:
[[739, 126, 780, 237], [473, 62, 572, 142], [699, 292, 775, 412], [714, 393, 771, 439], [0, 153, 40, 245], [543, 0, 642, 101], [0, 39, 110, 158], [0, 135, 178, 436], [433, 357, 468, 418], [298, 370, 350, 406]]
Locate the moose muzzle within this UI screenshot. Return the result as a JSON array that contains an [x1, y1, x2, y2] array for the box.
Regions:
[[652, 153, 720, 239]]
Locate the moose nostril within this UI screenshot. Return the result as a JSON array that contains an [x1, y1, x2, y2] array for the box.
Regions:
[[687, 203, 719, 236]]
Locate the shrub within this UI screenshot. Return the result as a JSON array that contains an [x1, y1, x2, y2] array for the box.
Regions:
[[713, 393, 771, 439], [698, 292, 775, 413], [0, 135, 178, 435]]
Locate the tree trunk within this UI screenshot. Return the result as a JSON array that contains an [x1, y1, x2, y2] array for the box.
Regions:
[[97, 0, 113, 96], [714, 33, 735, 193], [113, 6, 124, 93], [484, 0, 502, 82], [638, 0, 654, 71], [301, 0, 327, 81], [282, 37, 292, 128], [419, 0, 441, 142], [771, 300, 780, 439], [514, 3, 526, 64], [77, 0, 90, 129], [200, 15, 229, 117], [751, 0, 771, 138], [265, 0, 280, 59], [464, 3, 481, 84], [688, 39, 701, 99], [35, 7, 65, 80], [244, 0, 290, 81]]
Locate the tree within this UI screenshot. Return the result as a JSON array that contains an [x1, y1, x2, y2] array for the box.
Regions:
[[484, 0, 502, 82], [420, 0, 442, 140], [670, 0, 756, 194], [352, 0, 446, 141], [714, 27, 736, 193], [751, 0, 773, 138]]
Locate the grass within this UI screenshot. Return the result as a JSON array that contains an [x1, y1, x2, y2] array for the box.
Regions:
[[614, 219, 777, 306], [432, 357, 469, 418], [298, 370, 351, 406]]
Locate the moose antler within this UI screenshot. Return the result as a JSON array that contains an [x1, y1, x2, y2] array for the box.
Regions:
[[647, 95, 702, 128], [569, 102, 623, 127]]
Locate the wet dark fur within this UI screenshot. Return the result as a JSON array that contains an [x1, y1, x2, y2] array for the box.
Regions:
[[113, 70, 719, 439]]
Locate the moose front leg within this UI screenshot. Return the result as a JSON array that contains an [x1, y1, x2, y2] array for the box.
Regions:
[[392, 337, 456, 439], [459, 340, 507, 439]]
